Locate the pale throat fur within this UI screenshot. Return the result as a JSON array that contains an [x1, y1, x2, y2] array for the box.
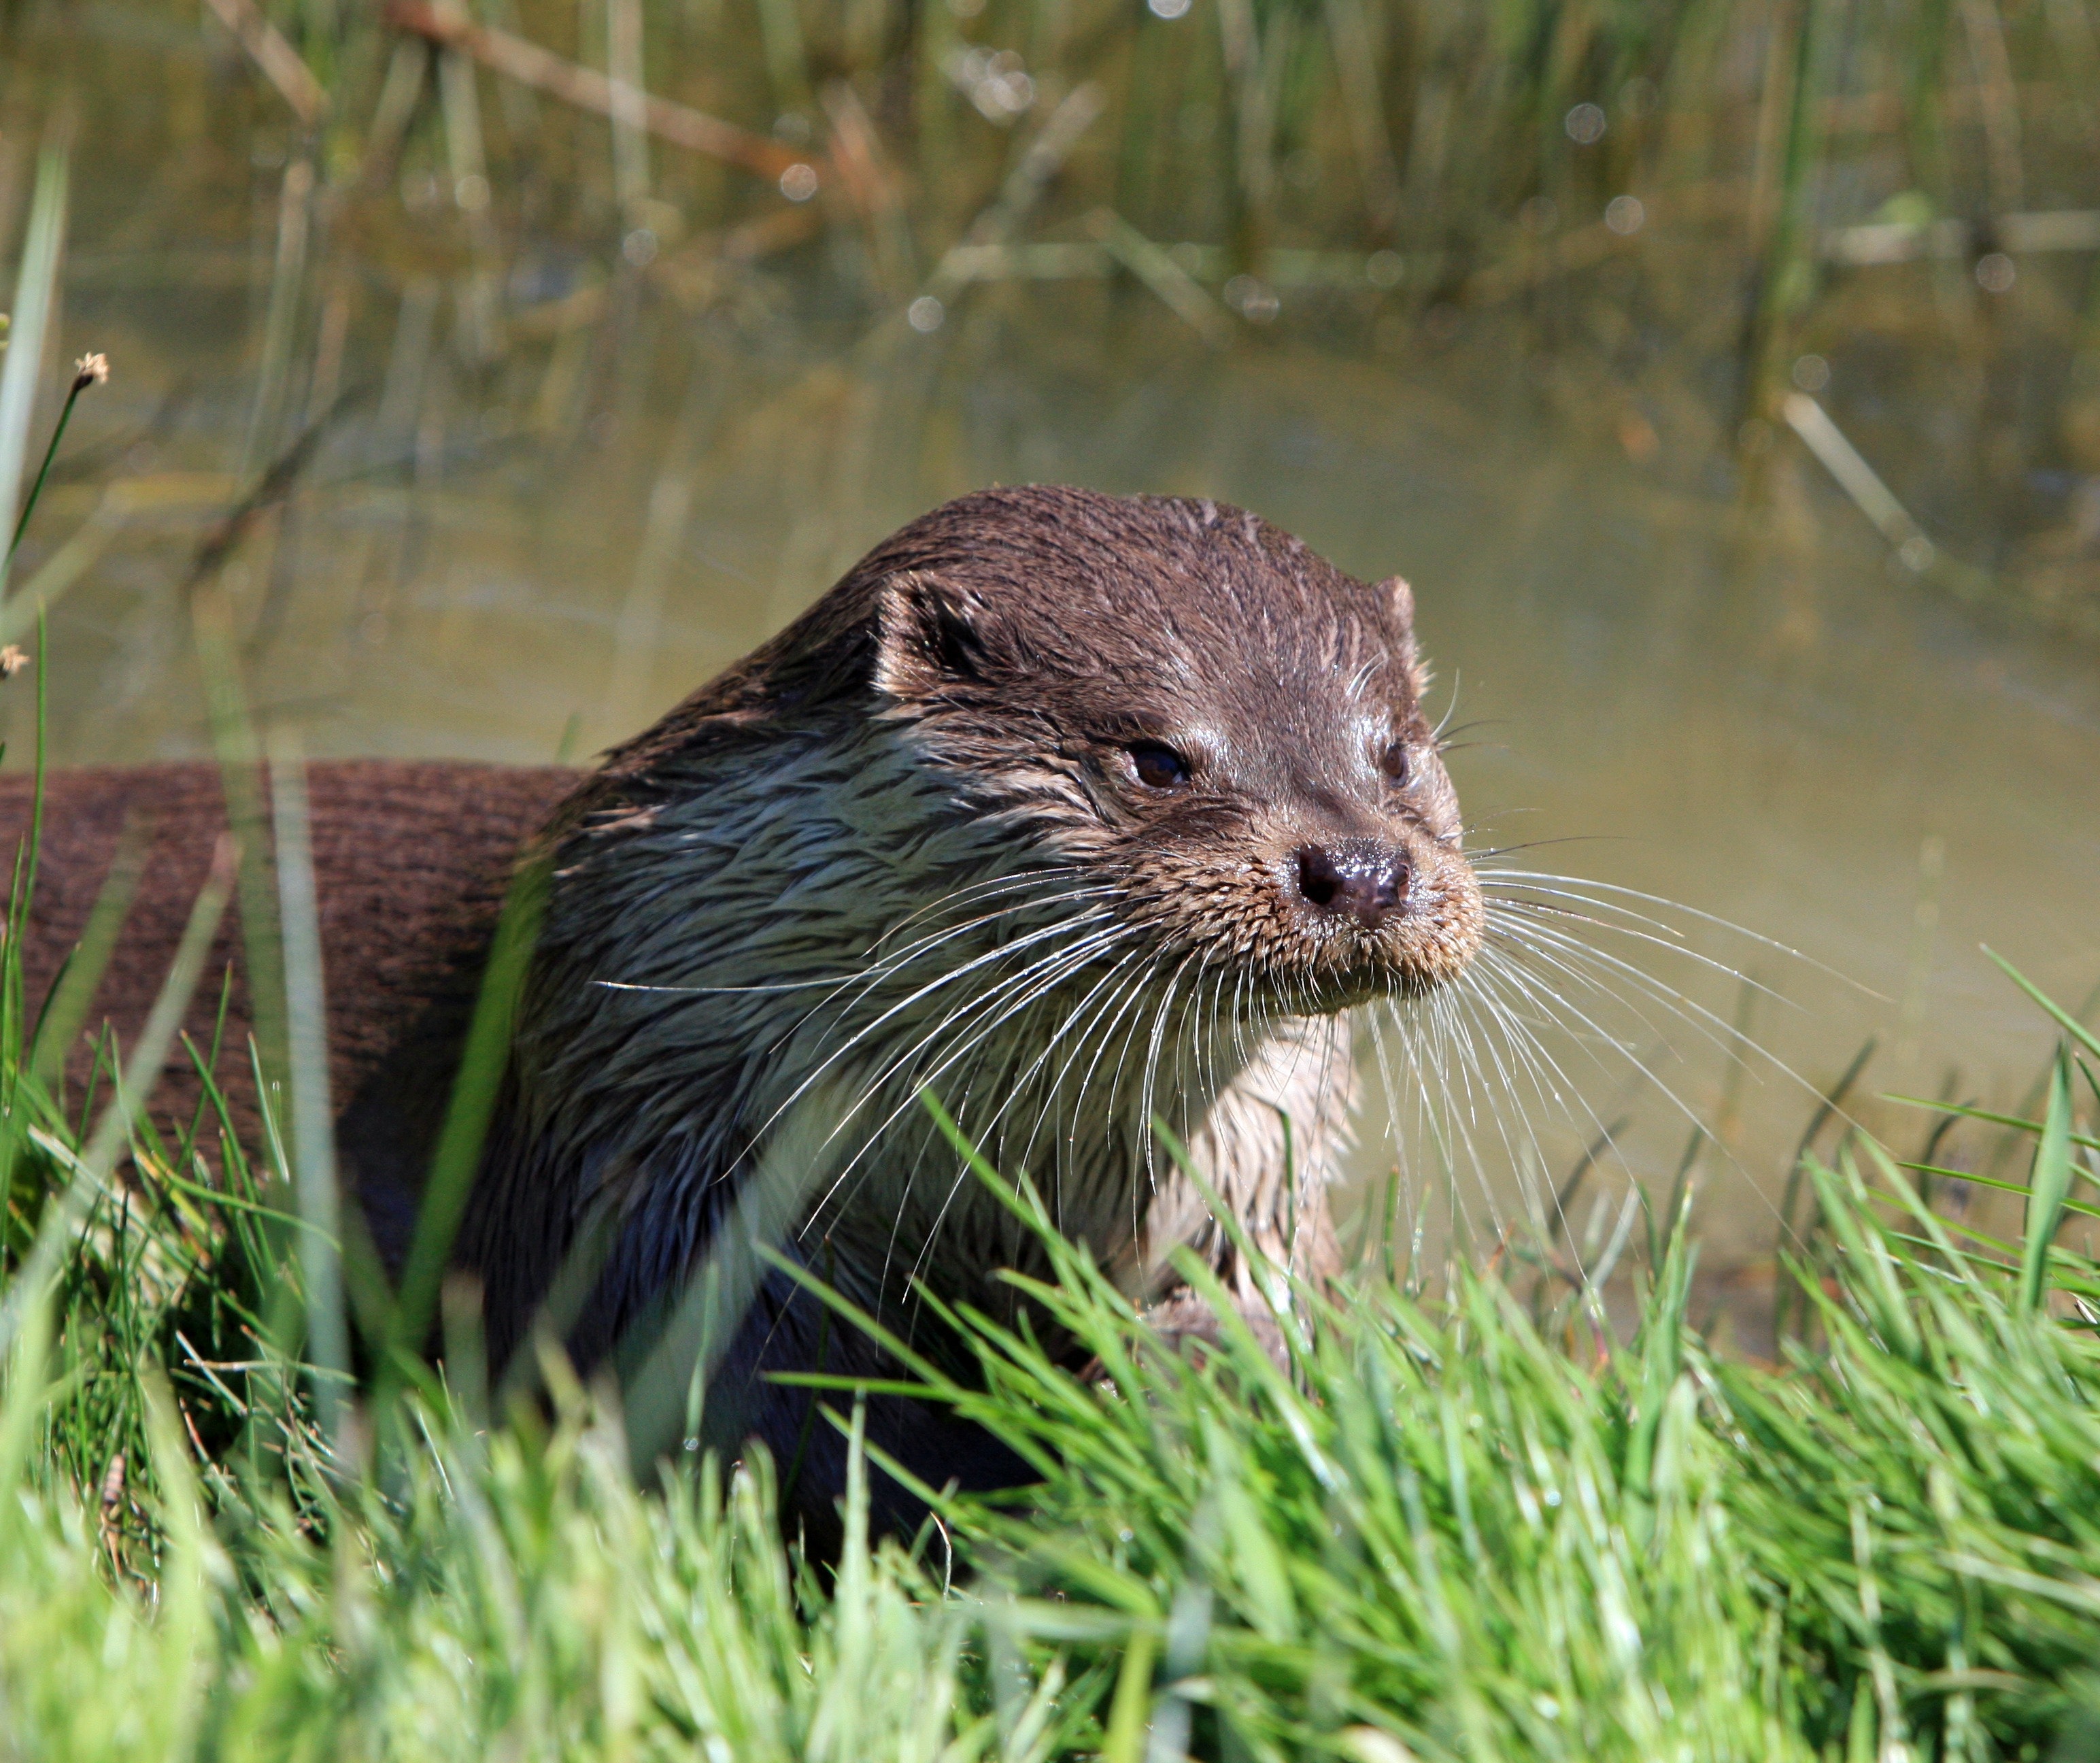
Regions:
[[459, 486, 1484, 1375]]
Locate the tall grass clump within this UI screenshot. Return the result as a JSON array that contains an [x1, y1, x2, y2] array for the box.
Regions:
[[0, 333, 325, 1575], [1, 979, 2098, 1755], [0, 1370, 1064, 1758], [790, 1072, 2100, 1760]]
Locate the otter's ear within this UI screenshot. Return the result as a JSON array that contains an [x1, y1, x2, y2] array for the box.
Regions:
[[872, 571, 993, 699], [1376, 574, 1428, 693]]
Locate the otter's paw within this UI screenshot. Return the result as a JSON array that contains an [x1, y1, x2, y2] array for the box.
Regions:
[[1140, 1285, 1289, 1372]]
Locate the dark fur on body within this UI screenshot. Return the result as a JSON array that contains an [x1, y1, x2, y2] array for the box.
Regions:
[[5, 486, 1482, 1545]]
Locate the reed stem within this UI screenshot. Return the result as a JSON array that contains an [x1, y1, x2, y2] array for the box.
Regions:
[[3, 355, 102, 569]]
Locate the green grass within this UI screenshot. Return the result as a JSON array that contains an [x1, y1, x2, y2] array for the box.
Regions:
[[2, 849, 2099, 1758]]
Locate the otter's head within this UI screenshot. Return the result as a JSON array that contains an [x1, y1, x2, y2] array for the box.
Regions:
[[825, 486, 1483, 1014]]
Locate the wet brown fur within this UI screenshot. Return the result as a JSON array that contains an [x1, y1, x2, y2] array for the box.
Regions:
[[3, 486, 1482, 1542]]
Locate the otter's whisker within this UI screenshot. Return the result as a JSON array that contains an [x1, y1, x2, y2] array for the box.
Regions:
[[1481, 889, 1803, 1013], [1468, 940, 1740, 1147], [1444, 973, 1565, 1222], [1352, 1000, 1419, 1277], [819, 919, 1142, 1187], [1477, 870, 1878, 998], [1484, 898, 1748, 1024], [1489, 915, 1794, 1083], [1061, 946, 1176, 1172], [1428, 979, 1544, 1243], [869, 863, 1096, 952], [1059, 945, 1189, 1241], [591, 879, 1118, 1023], [741, 905, 1132, 1197], [936, 935, 1160, 1199], [864, 879, 1123, 967], [1385, 991, 1486, 1243], [1393, 990, 1486, 1261], [904, 943, 1174, 1299], [1011, 942, 1168, 1183], [805, 956, 1145, 1300], [805, 915, 1138, 1200], [1485, 926, 1707, 1067], [1470, 941, 1826, 1243], [1134, 953, 1202, 1200], [824, 879, 1125, 993], [1463, 954, 1631, 1148], [1449, 957, 1646, 1269]]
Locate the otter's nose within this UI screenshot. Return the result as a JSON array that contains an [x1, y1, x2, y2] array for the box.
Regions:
[[1293, 841, 1410, 930]]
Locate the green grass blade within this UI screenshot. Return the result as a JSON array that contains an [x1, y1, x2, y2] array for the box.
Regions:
[[2018, 1047, 2076, 1316], [1883, 1094, 2100, 1156], [384, 854, 547, 1372], [1988, 948, 2100, 1068], [619, 1094, 845, 1473], [269, 739, 348, 1457], [1098, 1625, 1158, 1763], [27, 812, 149, 1092], [190, 606, 288, 1095], [7, 365, 101, 565]]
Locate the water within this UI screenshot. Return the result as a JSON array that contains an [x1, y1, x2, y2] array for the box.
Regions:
[[8, 6, 2099, 1281]]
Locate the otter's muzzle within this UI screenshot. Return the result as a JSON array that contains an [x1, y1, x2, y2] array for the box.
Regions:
[[1292, 840, 1410, 930]]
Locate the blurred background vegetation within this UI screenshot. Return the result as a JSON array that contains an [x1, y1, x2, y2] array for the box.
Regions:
[[5, 0, 2100, 669]]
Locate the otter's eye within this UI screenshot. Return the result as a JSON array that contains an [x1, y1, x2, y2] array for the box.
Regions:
[[1381, 740, 1411, 786], [1127, 741, 1192, 790]]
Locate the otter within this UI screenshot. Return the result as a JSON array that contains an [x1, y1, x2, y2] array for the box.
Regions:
[[2, 485, 1483, 1541]]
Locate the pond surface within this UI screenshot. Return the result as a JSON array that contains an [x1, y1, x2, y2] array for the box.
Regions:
[[8, 12, 2099, 1278]]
